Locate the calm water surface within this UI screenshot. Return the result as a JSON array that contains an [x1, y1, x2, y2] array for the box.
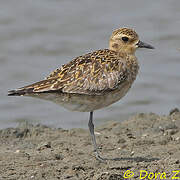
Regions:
[[1, 0, 180, 129]]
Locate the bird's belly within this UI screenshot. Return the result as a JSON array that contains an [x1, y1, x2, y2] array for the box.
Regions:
[[60, 86, 131, 112], [29, 82, 132, 112]]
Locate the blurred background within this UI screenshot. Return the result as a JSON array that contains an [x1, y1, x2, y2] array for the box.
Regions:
[[0, 0, 180, 129]]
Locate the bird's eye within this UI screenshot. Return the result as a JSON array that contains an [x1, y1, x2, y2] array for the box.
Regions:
[[122, 36, 129, 42]]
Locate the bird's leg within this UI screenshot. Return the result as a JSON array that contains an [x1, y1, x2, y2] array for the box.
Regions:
[[88, 111, 106, 162]]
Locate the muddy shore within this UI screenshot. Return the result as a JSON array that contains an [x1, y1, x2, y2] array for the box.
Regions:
[[0, 109, 180, 180]]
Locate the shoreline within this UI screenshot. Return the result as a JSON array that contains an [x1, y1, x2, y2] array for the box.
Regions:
[[0, 109, 180, 179]]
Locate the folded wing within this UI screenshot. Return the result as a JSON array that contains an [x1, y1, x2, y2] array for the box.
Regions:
[[8, 49, 128, 96]]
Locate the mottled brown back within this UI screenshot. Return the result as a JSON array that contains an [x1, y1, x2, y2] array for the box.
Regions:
[[9, 49, 134, 96]]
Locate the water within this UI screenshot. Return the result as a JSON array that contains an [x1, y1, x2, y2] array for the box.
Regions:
[[1, 0, 180, 129]]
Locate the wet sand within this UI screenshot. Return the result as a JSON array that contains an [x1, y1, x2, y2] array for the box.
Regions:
[[0, 109, 180, 180]]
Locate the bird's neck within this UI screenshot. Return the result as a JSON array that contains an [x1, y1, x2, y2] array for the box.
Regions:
[[117, 51, 139, 81]]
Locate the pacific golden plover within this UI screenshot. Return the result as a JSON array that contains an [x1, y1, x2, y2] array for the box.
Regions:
[[8, 28, 154, 161]]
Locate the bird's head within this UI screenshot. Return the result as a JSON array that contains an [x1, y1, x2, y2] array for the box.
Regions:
[[109, 28, 154, 54]]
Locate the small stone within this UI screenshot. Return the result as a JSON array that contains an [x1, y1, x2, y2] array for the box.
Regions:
[[15, 150, 20, 153], [54, 154, 63, 160], [117, 138, 126, 144], [37, 142, 51, 150], [141, 133, 148, 138], [175, 159, 180, 164], [169, 108, 180, 115], [95, 131, 101, 135]]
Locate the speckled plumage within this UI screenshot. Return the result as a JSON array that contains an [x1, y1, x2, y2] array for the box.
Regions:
[[8, 28, 154, 112], [18, 50, 136, 93]]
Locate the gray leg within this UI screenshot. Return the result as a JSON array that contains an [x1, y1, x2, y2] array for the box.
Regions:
[[88, 111, 106, 162], [88, 112, 124, 162]]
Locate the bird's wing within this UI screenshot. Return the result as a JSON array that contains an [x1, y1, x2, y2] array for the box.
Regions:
[[9, 49, 129, 96]]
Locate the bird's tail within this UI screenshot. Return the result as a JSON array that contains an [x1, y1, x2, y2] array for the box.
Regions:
[[8, 88, 34, 96], [8, 78, 58, 96]]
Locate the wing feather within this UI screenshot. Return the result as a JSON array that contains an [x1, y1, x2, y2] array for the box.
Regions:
[[49, 49, 129, 95], [10, 49, 129, 96]]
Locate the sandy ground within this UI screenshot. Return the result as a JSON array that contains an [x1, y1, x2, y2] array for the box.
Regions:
[[0, 109, 180, 180]]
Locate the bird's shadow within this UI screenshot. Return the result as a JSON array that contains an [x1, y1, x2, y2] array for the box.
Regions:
[[103, 156, 159, 163]]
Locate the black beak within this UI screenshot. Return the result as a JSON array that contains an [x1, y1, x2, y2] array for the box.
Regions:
[[137, 41, 155, 49]]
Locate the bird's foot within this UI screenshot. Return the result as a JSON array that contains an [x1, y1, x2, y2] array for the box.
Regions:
[[94, 151, 107, 162], [94, 151, 122, 162]]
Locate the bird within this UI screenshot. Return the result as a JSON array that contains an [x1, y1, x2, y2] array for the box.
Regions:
[[8, 27, 154, 161]]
